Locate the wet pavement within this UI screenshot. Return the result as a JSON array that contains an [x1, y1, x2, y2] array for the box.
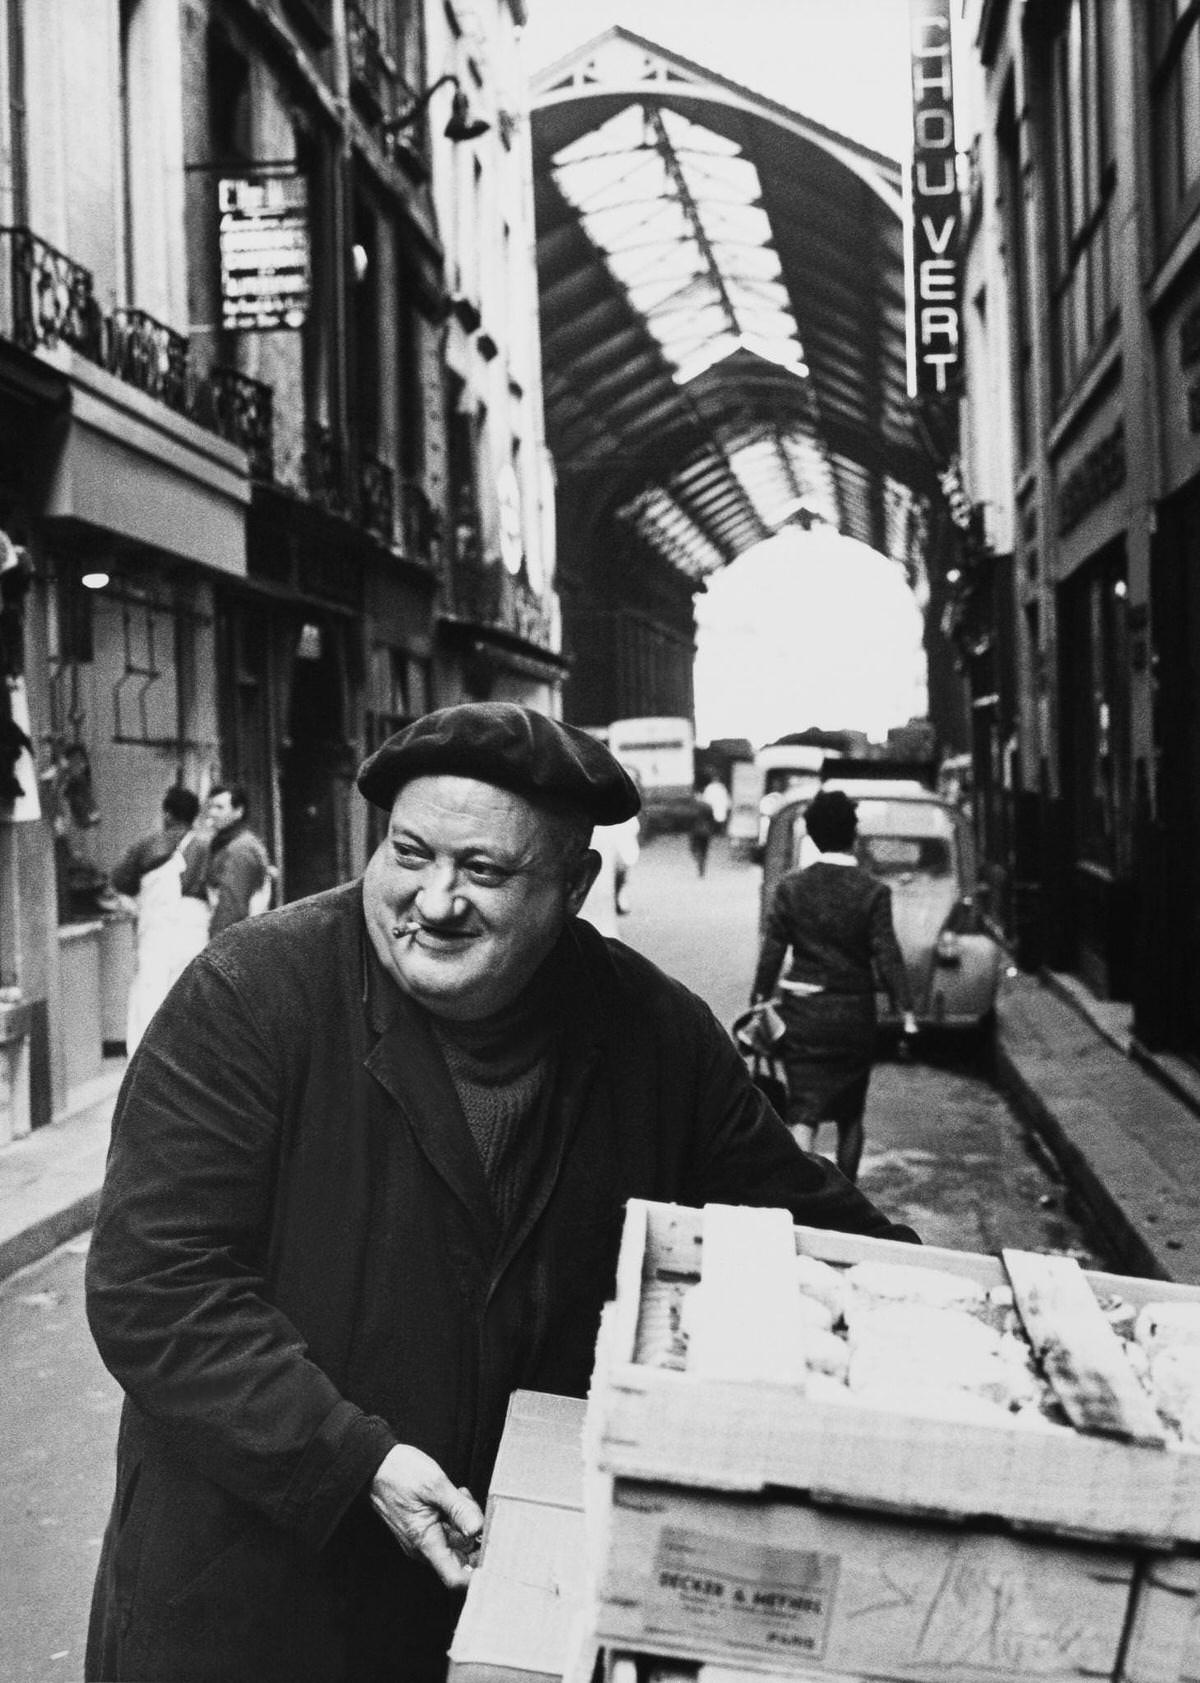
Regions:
[[618, 830, 1106, 1264], [0, 1236, 117, 1683]]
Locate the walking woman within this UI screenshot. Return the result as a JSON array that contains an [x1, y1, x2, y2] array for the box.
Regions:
[[750, 789, 916, 1182]]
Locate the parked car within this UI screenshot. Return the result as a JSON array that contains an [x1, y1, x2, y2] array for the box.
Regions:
[[759, 785, 1005, 1044]]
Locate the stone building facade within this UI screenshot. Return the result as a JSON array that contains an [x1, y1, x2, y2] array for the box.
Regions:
[[0, 0, 555, 1140]]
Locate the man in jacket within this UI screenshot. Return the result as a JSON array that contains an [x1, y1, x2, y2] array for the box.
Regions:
[[86, 703, 917, 1683], [205, 782, 273, 932]]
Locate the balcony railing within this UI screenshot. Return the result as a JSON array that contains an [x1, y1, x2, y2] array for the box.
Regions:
[[358, 453, 394, 544], [347, 3, 389, 115], [4, 225, 104, 359], [0, 226, 426, 546], [381, 68, 430, 172], [107, 307, 192, 417], [1, 224, 275, 477], [204, 366, 275, 481], [401, 478, 441, 565], [303, 422, 350, 517]]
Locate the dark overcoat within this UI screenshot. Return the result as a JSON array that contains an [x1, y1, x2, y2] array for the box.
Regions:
[[85, 881, 912, 1683]]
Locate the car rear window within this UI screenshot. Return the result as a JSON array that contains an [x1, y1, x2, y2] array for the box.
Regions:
[[860, 835, 952, 877]]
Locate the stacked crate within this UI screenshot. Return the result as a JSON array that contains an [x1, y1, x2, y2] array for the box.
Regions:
[[580, 1200, 1200, 1683]]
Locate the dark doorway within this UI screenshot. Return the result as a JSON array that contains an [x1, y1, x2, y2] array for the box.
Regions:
[[1057, 540, 1133, 998], [215, 595, 279, 859], [280, 615, 352, 903]]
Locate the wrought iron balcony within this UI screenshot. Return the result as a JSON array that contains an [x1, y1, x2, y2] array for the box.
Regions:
[[401, 479, 441, 565], [1, 224, 104, 360], [107, 307, 193, 418], [449, 554, 556, 653], [1, 225, 277, 479], [205, 366, 274, 481], [358, 453, 394, 544], [347, 3, 389, 117], [452, 558, 499, 623], [381, 70, 431, 172], [303, 422, 350, 517]]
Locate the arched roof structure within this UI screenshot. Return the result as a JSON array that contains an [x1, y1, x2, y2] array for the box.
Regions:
[[531, 28, 933, 589]]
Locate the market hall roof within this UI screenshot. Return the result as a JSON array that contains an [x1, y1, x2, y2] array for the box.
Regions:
[[531, 29, 934, 585]]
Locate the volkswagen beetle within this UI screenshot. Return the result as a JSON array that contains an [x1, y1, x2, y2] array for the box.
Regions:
[[759, 783, 1005, 1045]]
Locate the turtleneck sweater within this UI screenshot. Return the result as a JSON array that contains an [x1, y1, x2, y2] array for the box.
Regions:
[[429, 948, 564, 1235]]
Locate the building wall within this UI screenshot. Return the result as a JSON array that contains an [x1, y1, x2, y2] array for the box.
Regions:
[[0, 0, 559, 1140], [960, 0, 1200, 1051], [424, 0, 563, 704]]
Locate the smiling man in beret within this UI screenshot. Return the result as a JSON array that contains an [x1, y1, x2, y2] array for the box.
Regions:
[[85, 702, 915, 1683]]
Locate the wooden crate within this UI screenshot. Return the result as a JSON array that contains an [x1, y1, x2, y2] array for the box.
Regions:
[[587, 1201, 1200, 1550], [591, 1479, 1200, 1682]]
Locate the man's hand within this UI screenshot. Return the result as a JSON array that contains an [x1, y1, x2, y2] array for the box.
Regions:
[[369, 1445, 484, 1588]]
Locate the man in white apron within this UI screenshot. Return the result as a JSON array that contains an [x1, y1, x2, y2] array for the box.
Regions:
[[111, 787, 211, 1054]]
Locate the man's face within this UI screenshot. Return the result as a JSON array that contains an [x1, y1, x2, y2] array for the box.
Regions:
[[207, 791, 243, 832], [362, 775, 597, 1021]]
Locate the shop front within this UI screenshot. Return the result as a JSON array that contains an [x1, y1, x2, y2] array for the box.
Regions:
[[11, 343, 249, 1130]]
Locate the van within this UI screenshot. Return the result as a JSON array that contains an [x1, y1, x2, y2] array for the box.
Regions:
[[754, 743, 836, 849], [606, 716, 696, 834]]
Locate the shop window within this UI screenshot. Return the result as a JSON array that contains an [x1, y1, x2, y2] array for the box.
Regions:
[[1151, 0, 1200, 248], [1041, 0, 1118, 403]]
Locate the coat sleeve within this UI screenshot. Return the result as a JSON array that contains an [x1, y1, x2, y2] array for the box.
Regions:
[[868, 882, 913, 1013], [110, 835, 151, 897], [751, 879, 792, 1002], [678, 993, 918, 1242], [208, 836, 268, 933], [85, 951, 397, 1551]]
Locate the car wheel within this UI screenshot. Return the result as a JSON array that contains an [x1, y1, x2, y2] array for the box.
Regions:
[[964, 1008, 997, 1072]]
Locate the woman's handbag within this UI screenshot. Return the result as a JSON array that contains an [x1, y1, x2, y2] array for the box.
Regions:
[[748, 1050, 789, 1117], [731, 1006, 789, 1116], [731, 1002, 786, 1057]]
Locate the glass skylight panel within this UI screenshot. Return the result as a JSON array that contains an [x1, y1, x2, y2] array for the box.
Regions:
[[551, 105, 805, 391], [619, 486, 725, 577], [725, 437, 799, 532]]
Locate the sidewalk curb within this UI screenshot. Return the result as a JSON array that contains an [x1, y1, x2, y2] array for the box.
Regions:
[[0, 1189, 100, 1284], [993, 1034, 1172, 1282]]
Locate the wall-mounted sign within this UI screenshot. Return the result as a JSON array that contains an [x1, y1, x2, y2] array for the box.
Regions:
[[909, 0, 960, 396], [219, 173, 309, 331]]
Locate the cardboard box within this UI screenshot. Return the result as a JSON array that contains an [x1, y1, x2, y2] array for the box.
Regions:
[[588, 1201, 1200, 1550], [449, 1391, 592, 1683], [592, 1479, 1196, 1682]]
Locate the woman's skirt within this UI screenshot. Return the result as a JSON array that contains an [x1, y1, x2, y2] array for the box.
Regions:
[[777, 990, 877, 1129]]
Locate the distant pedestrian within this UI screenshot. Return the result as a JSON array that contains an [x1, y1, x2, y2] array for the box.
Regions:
[[613, 767, 642, 912], [578, 812, 641, 936], [205, 784, 274, 934], [751, 788, 917, 1183], [111, 786, 210, 1054], [700, 775, 730, 830], [688, 782, 721, 877]]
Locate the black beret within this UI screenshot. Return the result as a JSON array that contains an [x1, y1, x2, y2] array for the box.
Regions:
[[356, 703, 642, 825]]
